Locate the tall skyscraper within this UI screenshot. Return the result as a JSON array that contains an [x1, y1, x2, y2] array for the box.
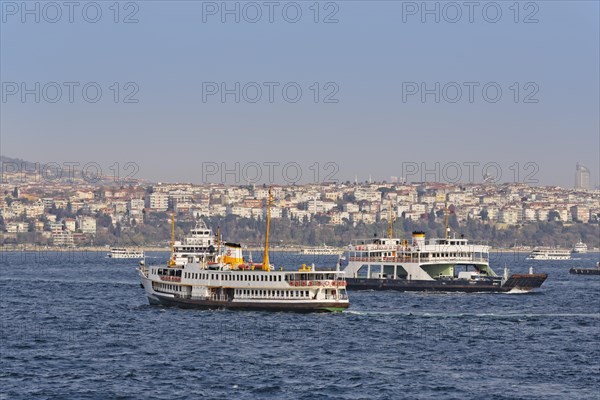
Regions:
[[575, 163, 590, 190]]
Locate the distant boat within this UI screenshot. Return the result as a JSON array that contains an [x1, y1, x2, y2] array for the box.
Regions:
[[570, 262, 600, 275], [572, 240, 588, 254], [301, 245, 342, 255], [108, 248, 144, 259], [527, 247, 571, 260]]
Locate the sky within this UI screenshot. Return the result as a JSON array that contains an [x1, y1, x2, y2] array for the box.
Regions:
[[1, 0, 598, 187]]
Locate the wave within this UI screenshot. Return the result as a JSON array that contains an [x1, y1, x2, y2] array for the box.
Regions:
[[0, 277, 137, 286], [344, 310, 600, 319]]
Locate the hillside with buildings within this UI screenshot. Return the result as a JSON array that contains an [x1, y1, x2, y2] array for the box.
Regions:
[[1, 171, 598, 249]]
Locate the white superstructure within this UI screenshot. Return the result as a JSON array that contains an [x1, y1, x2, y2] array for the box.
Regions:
[[171, 221, 218, 265]]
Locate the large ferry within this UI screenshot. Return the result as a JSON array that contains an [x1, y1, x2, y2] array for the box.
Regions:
[[527, 247, 571, 260], [138, 189, 349, 312], [572, 240, 588, 254], [342, 229, 547, 293], [108, 248, 144, 259]]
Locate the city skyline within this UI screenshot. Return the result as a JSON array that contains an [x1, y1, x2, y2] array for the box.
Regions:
[[0, 155, 598, 189]]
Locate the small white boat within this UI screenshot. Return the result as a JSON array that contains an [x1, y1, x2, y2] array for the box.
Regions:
[[572, 240, 588, 254], [108, 248, 144, 259], [301, 245, 342, 255], [527, 247, 571, 260]]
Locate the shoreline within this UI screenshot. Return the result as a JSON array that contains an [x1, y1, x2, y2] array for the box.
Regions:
[[1, 245, 598, 253]]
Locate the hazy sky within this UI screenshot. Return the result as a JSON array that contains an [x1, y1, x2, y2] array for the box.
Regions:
[[1, 1, 598, 187]]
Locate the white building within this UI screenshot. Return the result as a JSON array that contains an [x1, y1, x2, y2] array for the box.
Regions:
[[76, 216, 97, 235], [145, 193, 169, 211]]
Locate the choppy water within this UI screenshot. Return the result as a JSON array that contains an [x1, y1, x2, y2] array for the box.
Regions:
[[1, 250, 599, 399]]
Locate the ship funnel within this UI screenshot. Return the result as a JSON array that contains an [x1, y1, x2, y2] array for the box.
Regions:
[[223, 242, 244, 267], [412, 231, 426, 247]]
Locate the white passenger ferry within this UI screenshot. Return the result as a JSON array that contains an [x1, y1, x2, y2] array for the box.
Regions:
[[301, 245, 343, 256], [138, 189, 349, 312], [527, 247, 571, 260], [342, 230, 547, 293], [108, 248, 144, 259]]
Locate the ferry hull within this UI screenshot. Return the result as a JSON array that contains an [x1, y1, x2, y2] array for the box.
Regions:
[[346, 274, 547, 293], [146, 292, 348, 312]]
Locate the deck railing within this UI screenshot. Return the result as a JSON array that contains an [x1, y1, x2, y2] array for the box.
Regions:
[[347, 256, 488, 263]]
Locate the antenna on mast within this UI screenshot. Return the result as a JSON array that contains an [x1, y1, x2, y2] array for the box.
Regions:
[[169, 210, 176, 266], [262, 187, 272, 271], [388, 199, 394, 239], [445, 201, 450, 240]]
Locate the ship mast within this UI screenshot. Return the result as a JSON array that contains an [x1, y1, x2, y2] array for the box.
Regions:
[[445, 201, 449, 240], [217, 225, 221, 262], [169, 210, 175, 266], [262, 187, 272, 271], [388, 199, 394, 239]]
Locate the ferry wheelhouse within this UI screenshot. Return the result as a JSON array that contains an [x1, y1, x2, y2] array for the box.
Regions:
[[343, 231, 547, 292], [138, 188, 349, 312]]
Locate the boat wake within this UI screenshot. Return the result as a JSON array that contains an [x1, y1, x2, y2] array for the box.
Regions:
[[504, 288, 532, 294]]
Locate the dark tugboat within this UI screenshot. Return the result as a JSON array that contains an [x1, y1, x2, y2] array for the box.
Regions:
[[570, 262, 600, 275]]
